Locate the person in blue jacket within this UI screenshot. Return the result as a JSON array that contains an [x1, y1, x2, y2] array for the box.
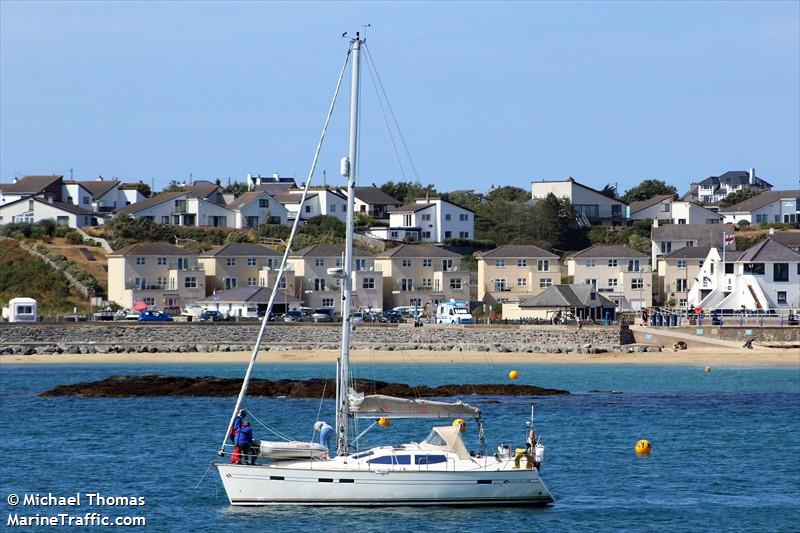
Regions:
[[314, 421, 334, 450], [229, 409, 247, 443], [235, 421, 255, 465]]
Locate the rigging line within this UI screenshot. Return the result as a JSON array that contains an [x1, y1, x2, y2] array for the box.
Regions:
[[249, 410, 295, 442], [193, 463, 214, 490], [363, 43, 420, 181], [363, 48, 407, 180], [218, 46, 352, 454], [311, 378, 329, 442]]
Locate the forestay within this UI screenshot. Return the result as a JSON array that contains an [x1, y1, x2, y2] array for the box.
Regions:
[[349, 392, 481, 419]]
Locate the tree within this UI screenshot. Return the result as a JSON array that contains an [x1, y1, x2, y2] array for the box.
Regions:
[[442, 190, 481, 212], [380, 181, 437, 204], [620, 179, 678, 204], [161, 181, 185, 193], [134, 182, 152, 198], [599, 184, 619, 200], [484, 186, 529, 203], [719, 188, 760, 208], [223, 181, 249, 197]]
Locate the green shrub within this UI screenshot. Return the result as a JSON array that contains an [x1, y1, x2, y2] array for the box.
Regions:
[[65, 232, 84, 245]]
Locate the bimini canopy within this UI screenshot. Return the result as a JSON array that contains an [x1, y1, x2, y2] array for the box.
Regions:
[[420, 426, 470, 460], [349, 392, 480, 420]]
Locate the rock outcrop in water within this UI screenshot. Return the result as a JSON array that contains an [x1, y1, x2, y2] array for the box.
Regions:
[[40, 374, 569, 398]]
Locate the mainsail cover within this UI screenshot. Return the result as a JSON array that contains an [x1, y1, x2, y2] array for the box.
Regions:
[[349, 392, 480, 419]]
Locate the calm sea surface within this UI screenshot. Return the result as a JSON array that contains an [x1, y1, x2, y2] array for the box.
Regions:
[[1, 362, 798, 532]]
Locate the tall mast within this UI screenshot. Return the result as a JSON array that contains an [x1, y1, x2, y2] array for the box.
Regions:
[[336, 32, 362, 457]]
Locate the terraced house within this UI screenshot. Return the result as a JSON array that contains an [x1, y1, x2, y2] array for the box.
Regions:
[[475, 244, 560, 304], [657, 247, 711, 308], [373, 244, 469, 311], [107, 242, 205, 309], [566, 245, 652, 311], [288, 244, 383, 312], [197, 243, 295, 296]]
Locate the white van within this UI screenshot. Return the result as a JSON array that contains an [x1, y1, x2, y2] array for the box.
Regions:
[[436, 300, 474, 325]]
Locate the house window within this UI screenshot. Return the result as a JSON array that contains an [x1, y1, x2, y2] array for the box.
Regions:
[[607, 278, 618, 288], [631, 278, 644, 289], [661, 242, 672, 254], [314, 258, 325, 267], [165, 298, 176, 306], [330, 204, 336, 212], [679, 298, 687, 308], [177, 257, 189, 270], [354, 258, 366, 271], [314, 279, 326, 291], [277, 278, 286, 289], [777, 291, 787, 304], [537, 260, 549, 272], [725, 263, 734, 274], [403, 214, 412, 226], [390, 231, 399, 239], [743, 263, 765, 275], [442, 259, 453, 271], [608, 259, 618, 267], [305, 205, 312, 213], [677, 260, 687, 268], [409, 298, 421, 307], [459, 231, 469, 238], [773, 263, 789, 282], [685, 240, 696, 247], [143, 297, 155, 306], [586, 259, 596, 268], [259, 198, 269, 208], [517, 278, 528, 287], [83, 197, 90, 205], [247, 258, 257, 267], [248, 277, 257, 287], [134, 277, 146, 290], [459, 213, 469, 221], [627, 260, 640, 272], [586, 279, 597, 287], [157, 257, 167, 266], [184, 276, 197, 288], [676, 279, 687, 291], [445, 214, 451, 221], [226, 258, 236, 266], [401, 259, 412, 267], [322, 298, 334, 307], [224, 278, 237, 289], [156, 277, 167, 289], [400, 279, 413, 291], [422, 259, 432, 267], [335, 258, 342, 267], [161, 216, 170, 224], [136, 257, 146, 265], [517, 259, 527, 267], [450, 278, 462, 290], [362, 277, 375, 289], [539, 278, 552, 289], [755, 214, 767, 223], [422, 213, 431, 221], [421, 278, 432, 288], [495, 259, 505, 268], [710, 263, 715, 274], [422, 231, 431, 239], [494, 279, 507, 291], [444, 231, 452, 238]]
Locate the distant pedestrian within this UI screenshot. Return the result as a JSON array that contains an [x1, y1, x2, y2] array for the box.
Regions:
[[235, 421, 255, 465], [576, 316, 583, 330]]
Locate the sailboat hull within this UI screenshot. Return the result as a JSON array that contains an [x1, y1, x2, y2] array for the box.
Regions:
[[215, 463, 554, 506]]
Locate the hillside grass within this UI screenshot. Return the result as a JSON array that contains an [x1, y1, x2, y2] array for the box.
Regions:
[[0, 239, 90, 315]]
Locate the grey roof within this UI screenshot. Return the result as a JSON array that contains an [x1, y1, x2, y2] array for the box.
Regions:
[[519, 284, 615, 309], [199, 243, 281, 257], [108, 242, 197, 257], [698, 171, 773, 190], [375, 244, 461, 258], [253, 182, 296, 196], [351, 187, 401, 206], [116, 191, 186, 214], [0, 175, 62, 194], [388, 202, 433, 213], [0, 196, 94, 216], [291, 244, 372, 258], [187, 181, 222, 199], [736, 238, 800, 262], [661, 246, 713, 259], [475, 244, 557, 259], [718, 190, 800, 214], [199, 287, 301, 304], [273, 191, 319, 204], [571, 245, 648, 259], [75, 180, 119, 198], [770, 231, 800, 249], [652, 223, 735, 247], [226, 191, 271, 210], [629, 194, 673, 214]]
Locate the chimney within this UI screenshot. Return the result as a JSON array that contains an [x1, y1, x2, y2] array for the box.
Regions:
[[12, 177, 18, 184], [97, 175, 103, 181], [652, 219, 659, 228], [749, 168, 755, 185], [273, 171, 280, 179]]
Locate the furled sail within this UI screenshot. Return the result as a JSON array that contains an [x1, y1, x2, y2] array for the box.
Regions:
[[349, 392, 480, 419]]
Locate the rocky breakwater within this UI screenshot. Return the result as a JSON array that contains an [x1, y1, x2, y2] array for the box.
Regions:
[[1, 323, 639, 356], [40, 374, 570, 398]]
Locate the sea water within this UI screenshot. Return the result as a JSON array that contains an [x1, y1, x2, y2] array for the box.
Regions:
[[0, 363, 798, 532]]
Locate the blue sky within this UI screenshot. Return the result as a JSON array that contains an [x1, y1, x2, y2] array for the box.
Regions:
[[1, 1, 798, 195]]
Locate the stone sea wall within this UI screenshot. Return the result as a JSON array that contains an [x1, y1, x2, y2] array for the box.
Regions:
[[0, 323, 651, 355]]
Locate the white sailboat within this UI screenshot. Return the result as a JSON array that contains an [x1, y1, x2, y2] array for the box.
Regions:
[[214, 33, 554, 506]]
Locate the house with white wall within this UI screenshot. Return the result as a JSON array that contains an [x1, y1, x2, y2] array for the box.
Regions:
[[566, 245, 652, 311], [629, 195, 722, 225], [116, 181, 242, 227], [226, 191, 289, 228], [343, 187, 401, 220], [0, 196, 98, 227], [686, 168, 772, 205], [386, 198, 474, 243], [687, 239, 800, 311], [0, 175, 64, 205], [718, 190, 800, 225], [650, 221, 735, 268], [274, 188, 348, 223], [531, 177, 627, 226]]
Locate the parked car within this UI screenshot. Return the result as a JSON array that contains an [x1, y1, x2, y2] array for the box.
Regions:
[[256, 311, 276, 322], [380, 311, 405, 323], [312, 309, 337, 323], [199, 310, 226, 322], [283, 310, 305, 323], [162, 306, 182, 317], [138, 310, 173, 322]]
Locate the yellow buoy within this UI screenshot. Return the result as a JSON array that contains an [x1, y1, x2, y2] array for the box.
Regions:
[[705, 366, 712, 373], [508, 370, 519, 381], [452, 418, 466, 432], [377, 417, 391, 428], [635, 439, 651, 455]]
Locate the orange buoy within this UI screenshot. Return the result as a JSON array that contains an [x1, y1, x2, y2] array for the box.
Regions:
[[635, 439, 651, 455], [508, 370, 519, 380], [377, 417, 391, 428], [452, 418, 466, 432]]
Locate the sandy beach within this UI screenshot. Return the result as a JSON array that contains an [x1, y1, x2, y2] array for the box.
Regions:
[[2, 348, 798, 366]]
